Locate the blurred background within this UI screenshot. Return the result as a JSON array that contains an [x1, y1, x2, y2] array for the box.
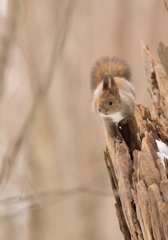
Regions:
[[0, 0, 167, 239]]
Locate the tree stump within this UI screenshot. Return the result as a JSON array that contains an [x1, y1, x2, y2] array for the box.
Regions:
[[104, 40, 168, 240]]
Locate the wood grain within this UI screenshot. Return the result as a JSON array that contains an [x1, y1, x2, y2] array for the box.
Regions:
[[104, 41, 168, 240]]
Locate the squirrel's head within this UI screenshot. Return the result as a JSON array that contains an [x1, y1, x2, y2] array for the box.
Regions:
[[97, 76, 121, 116]]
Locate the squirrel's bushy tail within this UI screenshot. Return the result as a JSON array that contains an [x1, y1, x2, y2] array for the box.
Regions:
[[91, 56, 131, 91]]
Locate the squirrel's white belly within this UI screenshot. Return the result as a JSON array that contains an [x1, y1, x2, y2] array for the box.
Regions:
[[107, 112, 123, 123]]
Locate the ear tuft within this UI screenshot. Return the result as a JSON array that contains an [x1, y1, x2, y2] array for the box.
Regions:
[[102, 77, 109, 91], [110, 77, 120, 101]]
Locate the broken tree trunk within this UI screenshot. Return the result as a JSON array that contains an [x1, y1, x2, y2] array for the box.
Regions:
[[104, 40, 168, 240]]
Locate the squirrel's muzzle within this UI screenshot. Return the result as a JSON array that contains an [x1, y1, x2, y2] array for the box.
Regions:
[[97, 106, 107, 115]]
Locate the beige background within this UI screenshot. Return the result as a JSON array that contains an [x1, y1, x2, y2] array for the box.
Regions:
[[0, 0, 167, 239]]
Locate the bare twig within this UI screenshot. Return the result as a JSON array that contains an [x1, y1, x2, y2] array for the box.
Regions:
[[0, 0, 20, 100], [0, 0, 76, 188], [163, 0, 168, 11]]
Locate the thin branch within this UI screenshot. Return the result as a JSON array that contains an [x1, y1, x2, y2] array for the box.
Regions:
[[163, 0, 168, 11], [0, 0, 76, 188], [0, 0, 20, 100], [0, 186, 113, 223], [0, 187, 113, 206]]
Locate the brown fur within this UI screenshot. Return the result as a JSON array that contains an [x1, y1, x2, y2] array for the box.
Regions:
[[97, 76, 121, 115], [91, 56, 131, 91], [96, 75, 135, 117], [91, 56, 135, 137]]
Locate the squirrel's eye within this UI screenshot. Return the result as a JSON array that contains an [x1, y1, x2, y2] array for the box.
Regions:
[[108, 101, 112, 106]]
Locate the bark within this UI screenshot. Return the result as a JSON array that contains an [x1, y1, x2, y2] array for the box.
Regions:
[[104, 40, 168, 240]]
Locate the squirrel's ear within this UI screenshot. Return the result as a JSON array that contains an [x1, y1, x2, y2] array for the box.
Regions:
[[102, 77, 109, 91], [110, 77, 120, 101]]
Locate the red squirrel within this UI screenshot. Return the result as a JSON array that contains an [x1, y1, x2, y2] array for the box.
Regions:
[[91, 57, 136, 137]]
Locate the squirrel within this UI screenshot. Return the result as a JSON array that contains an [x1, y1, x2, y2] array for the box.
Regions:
[[91, 56, 136, 137]]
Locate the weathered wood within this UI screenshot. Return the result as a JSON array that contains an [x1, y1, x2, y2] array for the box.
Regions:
[[141, 40, 168, 126], [158, 42, 168, 76], [104, 149, 131, 240], [104, 41, 168, 240]]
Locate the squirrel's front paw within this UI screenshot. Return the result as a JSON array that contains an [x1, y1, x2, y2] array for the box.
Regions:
[[116, 134, 123, 141], [113, 134, 123, 142]]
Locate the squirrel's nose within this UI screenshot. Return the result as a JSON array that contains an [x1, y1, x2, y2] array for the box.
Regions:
[[97, 108, 102, 113]]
